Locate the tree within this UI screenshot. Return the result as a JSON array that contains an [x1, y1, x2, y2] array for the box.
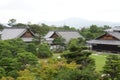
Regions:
[[17, 69, 35, 80], [29, 24, 49, 44], [62, 47, 97, 80], [80, 25, 109, 40], [0, 23, 4, 30], [27, 58, 80, 80], [13, 23, 27, 28], [62, 49, 94, 68], [1, 76, 15, 80], [63, 25, 70, 30], [52, 37, 65, 52], [17, 52, 38, 69], [102, 55, 120, 80], [78, 37, 85, 45], [89, 25, 98, 33], [0, 67, 5, 78], [67, 39, 79, 52], [8, 19, 16, 26], [53, 37, 65, 45], [37, 43, 53, 58], [26, 43, 37, 55], [0, 39, 38, 78]]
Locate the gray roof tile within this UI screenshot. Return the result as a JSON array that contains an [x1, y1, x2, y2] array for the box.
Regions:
[[1, 28, 26, 40], [45, 31, 83, 43], [87, 40, 120, 45]]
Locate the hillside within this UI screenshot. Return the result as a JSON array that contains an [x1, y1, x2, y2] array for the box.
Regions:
[[41, 18, 120, 28]]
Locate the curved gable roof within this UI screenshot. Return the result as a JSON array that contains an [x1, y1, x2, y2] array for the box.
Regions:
[[58, 31, 82, 42], [44, 30, 83, 43], [1, 28, 27, 40]]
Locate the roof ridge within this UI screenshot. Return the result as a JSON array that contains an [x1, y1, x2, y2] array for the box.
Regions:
[[50, 30, 78, 32], [4, 27, 27, 29]]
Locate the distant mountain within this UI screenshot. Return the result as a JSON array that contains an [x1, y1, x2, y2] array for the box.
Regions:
[[41, 18, 120, 29]]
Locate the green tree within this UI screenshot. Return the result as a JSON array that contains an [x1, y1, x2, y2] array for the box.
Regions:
[[0, 57, 19, 77], [17, 52, 38, 69], [37, 43, 53, 58], [67, 38, 79, 52], [29, 24, 49, 44], [0, 67, 5, 78], [102, 55, 120, 80], [53, 37, 65, 45], [26, 43, 36, 55], [62, 49, 94, 68], [78, 37, 85, 45], [80, 25, 110, 40], [17, 69, 35, 80], [8, 19, 16, 26], [53, 37, 65, 52], [62, 48, 97, 80], [89, 25, 98, 33], [0, 23, 4, 30], [27, 58, 79, 80], [0, 39, 38, 78], [13, 23, 27, 28], [1, 76, 15, 80]]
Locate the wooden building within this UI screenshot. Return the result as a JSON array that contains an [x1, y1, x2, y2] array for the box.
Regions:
[[0, 27, 35, 42], [44, 31, 83, 49], [87, 27, 120, 52], [44, 31, 83, 44]]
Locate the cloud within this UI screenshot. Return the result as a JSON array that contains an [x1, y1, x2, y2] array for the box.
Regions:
[[0, 0, 120, 23]]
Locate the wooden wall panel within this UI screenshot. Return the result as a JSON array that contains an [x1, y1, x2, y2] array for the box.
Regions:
[[99, 34, 118, 40], [21, 31, 33, 38]]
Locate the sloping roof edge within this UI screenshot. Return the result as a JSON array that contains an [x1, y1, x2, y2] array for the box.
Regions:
[[87, 40, 120, 45], [96, 32, 120, 40]]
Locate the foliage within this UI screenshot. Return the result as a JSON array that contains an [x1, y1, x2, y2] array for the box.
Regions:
[[78, 37, 85, 45], [26, 43, 37, 55], [0, 23, 4, 30], [1, 76, 15, 80], [0, 39, 38, 78], [8, 19, 16, 26], [17, 52, 38, 69], [53, 68, 81, 80], [53, 37, 65, 45], [37, 43, 53, 58], [77, 66, 99, 80], [29, 23, 50, 44], [52, 37, 65, 52], [102, 55, 120, 80], [0, 67, 5, 78], [80, 25, 110, 40], [25, 58, 80, 80], [16, 58, 99, 80], [16, 69, 35, 80], [62, 46, 98, 79], [62, 49, 95, 68], [13, 23, 27, 28], [67, 38, 79, 52]]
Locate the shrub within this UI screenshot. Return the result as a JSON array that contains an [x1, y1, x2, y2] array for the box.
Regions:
[[37, 43, 53, 58], [26, 43, 36, 55]]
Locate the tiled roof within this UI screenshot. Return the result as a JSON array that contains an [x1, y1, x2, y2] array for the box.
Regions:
[[44, 31, 83, 43], [44, 31, 54, 38], [57, 31, 82, 42], [1, 28, 26, 40], [87, 27, 120, 45], [108, 32, 120, 40], [105, 26, 120, 32], [87, 40, 120, 45], [0, 27, 35, 42]]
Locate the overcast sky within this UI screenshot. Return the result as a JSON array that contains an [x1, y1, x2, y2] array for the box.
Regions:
[[0, 0, 120, 23]]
